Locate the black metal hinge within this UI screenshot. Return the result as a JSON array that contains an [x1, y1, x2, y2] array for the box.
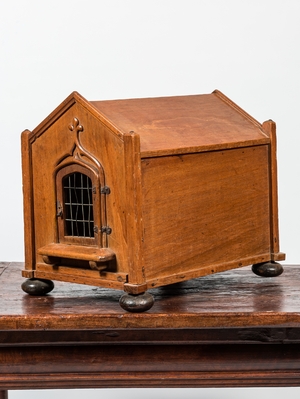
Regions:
[[101, 226, 112, 235], [101, 186, 111, 195], [56, 201, 63, 217]]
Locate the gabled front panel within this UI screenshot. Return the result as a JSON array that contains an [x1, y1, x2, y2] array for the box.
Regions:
[[23, 98, 131, 287]]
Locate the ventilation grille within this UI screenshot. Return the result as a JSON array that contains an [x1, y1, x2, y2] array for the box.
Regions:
[[63, 172, 94, 237]]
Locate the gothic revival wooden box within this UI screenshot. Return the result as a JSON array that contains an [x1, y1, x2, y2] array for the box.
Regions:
[[21, 90, 285, 311]]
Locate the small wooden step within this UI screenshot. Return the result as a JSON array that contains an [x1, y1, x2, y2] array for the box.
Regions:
[[38, 243, 115, 263]]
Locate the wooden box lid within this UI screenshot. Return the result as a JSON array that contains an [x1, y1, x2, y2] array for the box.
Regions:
[[91, 90, 270, 157]]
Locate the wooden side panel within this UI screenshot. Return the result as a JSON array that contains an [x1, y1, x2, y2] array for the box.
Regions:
[[141, 145, 272, 283]]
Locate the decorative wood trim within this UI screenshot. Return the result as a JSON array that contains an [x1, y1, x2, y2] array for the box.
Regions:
[[30, 91, 124, 142], [35, 262, 127, 283], [55, 117, 103, 172], [213, 89, 267, 133], [38, 244, 115, 263], [145, 253, 275, 289], [123, 131, 145, 285], [140, 138, 271, 159], [33, 268, 126, 290], [54, 117, 111, 248], [262, 120, 283, 257], [55, 164, 102, 247], [21, 129, 36, 271], [30, 93, 77, 141]]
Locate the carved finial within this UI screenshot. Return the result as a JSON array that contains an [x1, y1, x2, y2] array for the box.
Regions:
[[55, 116, 101, 170], [68, 117, 83, 134]]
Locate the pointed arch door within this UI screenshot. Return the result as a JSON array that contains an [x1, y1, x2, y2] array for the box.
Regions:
[[56, 164, 102, 247]]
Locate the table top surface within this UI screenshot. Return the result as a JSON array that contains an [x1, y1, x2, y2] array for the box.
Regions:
[[1, 262, 300, 331], [2, 262, 300, 390]]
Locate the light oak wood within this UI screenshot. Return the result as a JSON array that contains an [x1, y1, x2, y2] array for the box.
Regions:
[[38, 243, 115, 262], [21, 91, 285, 310], [91, 90, 270, 157]]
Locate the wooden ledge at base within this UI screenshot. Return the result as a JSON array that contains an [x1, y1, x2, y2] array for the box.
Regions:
[[37, 243, 115, 262]]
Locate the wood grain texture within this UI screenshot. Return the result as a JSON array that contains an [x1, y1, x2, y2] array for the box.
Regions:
[[262, 120, 281, 255], [38, 243, 115, 262], [21, 90, 285, 301], [91, 92, 269, 157], [141, 145, 271, 284], [26, 98, 129, 278], [0, 391, 7, 399], [2, 263, 299, 329], [1, 262, 300, 389], [21, 129, 35, 272]]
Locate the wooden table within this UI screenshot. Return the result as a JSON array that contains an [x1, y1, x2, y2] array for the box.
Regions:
[[1, 262, 300, 397]]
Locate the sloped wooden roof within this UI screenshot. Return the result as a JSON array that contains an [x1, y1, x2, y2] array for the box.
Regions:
[[91, 90, 269, 156], [30, 90, 270, 157]]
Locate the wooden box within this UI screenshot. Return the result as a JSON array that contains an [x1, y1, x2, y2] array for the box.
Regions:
[[21, 90, 285, 311]]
